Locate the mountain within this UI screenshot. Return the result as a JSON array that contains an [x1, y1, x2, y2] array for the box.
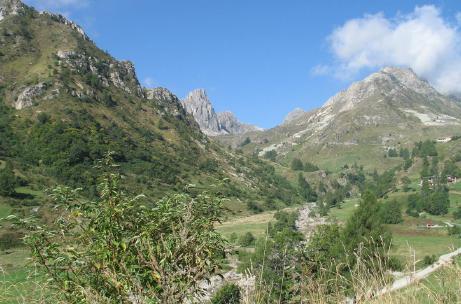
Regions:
[[283, 108, 307, 124], [182, 88, 261, 136], [0, 0, 299, 211], [218, 67, 461, 171]]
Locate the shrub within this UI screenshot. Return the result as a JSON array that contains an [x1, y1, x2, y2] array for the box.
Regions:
[[239, 232, 256, 247], [211, 283, 241, 304], [423, 255, 437, 266], [263, 150, 277, 162], [18, 154, 226, 304]]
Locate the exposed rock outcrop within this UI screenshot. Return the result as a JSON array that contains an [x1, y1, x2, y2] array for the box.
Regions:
[[0, 0, 25, 21], [283, 108, 306, 124], [15, 83, 46, 109], [57, 50, 144, 98], [218, 111, 262, 134], [145, 87, 194, 124], [182, 89, 261, 136], [182, 89, 224, 136]]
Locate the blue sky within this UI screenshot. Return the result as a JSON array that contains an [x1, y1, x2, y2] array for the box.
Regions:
[[24, 0, 461, 128]]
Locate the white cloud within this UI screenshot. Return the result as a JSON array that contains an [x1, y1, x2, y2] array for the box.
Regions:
[[320, 5, 461, 94]]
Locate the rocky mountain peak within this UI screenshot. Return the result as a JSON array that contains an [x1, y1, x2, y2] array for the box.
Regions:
[[283, 108, 306, 124], [323, 66, 440, 114], [182, 89, 261, 136], [0, 0, 25, 20], [182, 89, 223, 136]]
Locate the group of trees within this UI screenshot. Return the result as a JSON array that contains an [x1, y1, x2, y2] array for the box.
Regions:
[[406, 183, 450, 216], [298, 173, 318, 202], [291, 158, 319, 172]]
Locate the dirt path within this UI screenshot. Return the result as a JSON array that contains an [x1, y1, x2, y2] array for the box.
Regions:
[[375, 247, 461, 297]]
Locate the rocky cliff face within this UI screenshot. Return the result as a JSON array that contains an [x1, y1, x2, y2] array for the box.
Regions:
[[0, 1, 144, 110], [0, 0, 24, 20], [182, 89, 261, 136], [283, 108, 306, 124], [145, 87, 197, 126], [182, 89, 224, 136], [218, 111, 262, 134]]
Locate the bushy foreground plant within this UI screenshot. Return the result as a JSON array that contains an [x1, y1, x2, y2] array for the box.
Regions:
[[14, 154, 226, 304]]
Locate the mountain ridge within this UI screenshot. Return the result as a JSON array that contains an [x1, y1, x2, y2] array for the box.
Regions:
[[216, 66, 461, 171], [182, 88, 261, 136]]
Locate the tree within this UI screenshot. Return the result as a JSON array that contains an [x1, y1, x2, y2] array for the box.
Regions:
[[298, 173, 317, 202], [342, 191, 391, 264], [291, 158, 304, 171], [0, 161, 17, 197], [380, 200, 403, 224], [19, 154, 226, 303]]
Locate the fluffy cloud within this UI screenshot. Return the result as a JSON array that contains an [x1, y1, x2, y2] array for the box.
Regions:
[[319, 5, 461, 95]]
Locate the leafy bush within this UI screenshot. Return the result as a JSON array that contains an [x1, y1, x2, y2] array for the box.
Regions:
[[263, 150, 277, 162], [423, 255, 437, 266], [239, 232, 256, 247], [211, 283, 241, 304], [18, 154, 226, 303]]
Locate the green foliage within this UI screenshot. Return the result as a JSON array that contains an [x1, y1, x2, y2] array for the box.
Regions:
[[211, 283, 241, 304], [380, 199, 403, 224], [239, 232, 256, 247], [413, 140, 438, 158], [263, 150, 277, 162], [305, 192, 392, 293], [367, 169, 396, 198], [423, 255, 437, 266], [303, 161, 319, 172], [229, 232, 238, 244], [298, 173, 317, 202], [387, 148, 398, 158], [453, 207, 461, 220], [291, 158, 304, 171], [447, 225, 461, 236], [18, 155, 226, 303], [0, 161, 18, 197], [406, 185, 450, 216], [239, 137, 251, 147]]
